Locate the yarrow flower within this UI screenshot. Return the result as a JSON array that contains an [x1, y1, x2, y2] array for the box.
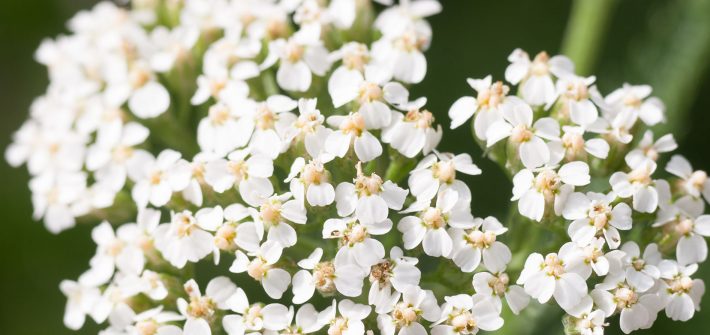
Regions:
[[7, 2, 710, 335]]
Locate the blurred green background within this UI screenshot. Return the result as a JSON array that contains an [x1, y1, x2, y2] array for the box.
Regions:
[[2, 0, 710, 334]]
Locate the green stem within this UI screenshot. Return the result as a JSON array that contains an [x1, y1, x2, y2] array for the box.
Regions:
[[384, 152, 416, 184], [142, 112, 200, 156], [560, 0, 619, 75], [498, 302, 564, 335], [639, 0, 710, 138]]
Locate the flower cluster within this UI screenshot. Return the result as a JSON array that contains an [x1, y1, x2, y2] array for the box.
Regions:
[[450, 48, 708, 333], [5, 1, 709, 335]]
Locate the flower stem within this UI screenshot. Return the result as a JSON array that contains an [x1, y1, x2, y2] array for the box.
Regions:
[[384, 151, 416, 184], [561, 0, 619, 75]]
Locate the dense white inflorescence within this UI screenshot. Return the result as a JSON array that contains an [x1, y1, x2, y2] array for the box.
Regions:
[[6, 1, 710, 334]]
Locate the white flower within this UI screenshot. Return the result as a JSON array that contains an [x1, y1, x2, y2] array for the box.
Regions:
[[249, 192, 307, 247], [203, 149, 274, 207], [286, 156, 336, 207], [325, 217, 390, 270], [335, 162, 408, 224], [372, 1, 439, 84], [382, 98, 443, 158], [592, 281, 664, 334], [229, 241, 291, 299], [280, 304, 326, 334], [610, 157, 659, 213], [117, 306, 184, 335], [517, 250, 588, 313], [292, 0, 329, 33], [197, 101, 255, 157], [505, 49, 573, 106], [654, 200, 710, 265], [262, 32, 331, 92], [8, 121, 87, 175], [328, 42, 392, 103], [548, 126, 610, 162], [472, 271, 529, 315], [512, 161, 590, 221], [607, 242, 661, 292], [90, 283, 138, 327], [59, 280, 102, 330], [128, 149, 191, 208], [291, 248, 326, 304], [319, 299, 371, 335], [658, 260, 705, 322], [29, 171, 87, 233], [666, 154, 710, 204], [245, 95, 299, 159], [154, 207, 223, 268], [408, 152, 480, 202], [485, 102, 560, 169], [121, 270, 169, 301], [328, 74, 409, 129], [325, 112, 383, 162], [605, 83, 665, 126], [128, 81, 171, 119], [182, 152, 219, 207], [201, 36, 261, 81], [563, 191, 632, 249], [625, 130, 677, 165], [281, 98, 328, 154], [555, 75, 601, 127], [116, 208, 161, 258], [431, 294, 504, 335], [222, 288, 291, 335], [212, 203, 262, 263], [328, 64, 406, 129], [85, 122, 150, 192], [448, 76, 523, 140], [374, 0, 441, 38], [559, 239, 611, 278], [291, 248, 368, 303], [80, 221, 145, 286], [368, 247, 422, 313], [191, 73, 249, 106], [567, 299, 607, 335], [592, 104, 640, 144], [177, 277, 240, 335], [377, 286, 440, 335], [399, 189, 470, 257], [149, 25, 200, 73], [450, 216, 510, 273]]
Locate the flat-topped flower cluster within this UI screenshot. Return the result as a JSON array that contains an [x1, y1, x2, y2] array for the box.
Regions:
[[5, 1, 709, 335]]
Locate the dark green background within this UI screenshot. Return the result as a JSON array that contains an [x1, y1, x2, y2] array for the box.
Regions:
[[2, 0, 710, 334]]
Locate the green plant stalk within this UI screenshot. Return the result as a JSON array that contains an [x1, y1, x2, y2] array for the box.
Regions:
[[561, 0, 619, 75], [498, 302, 564, 335], [641, 0, 710, 138]]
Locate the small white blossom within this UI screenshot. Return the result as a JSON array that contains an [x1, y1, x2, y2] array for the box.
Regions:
[[657, 260, 705, 322], [335, 162, 408, 224], [154, 207, 223, 268], [318, 299, 371, 335], [512, 161, 591, 221], [431, 294, 504, 335], [517, 249, 588, 313], [408, 152, 480, 202], [563, 191, 632, 249], [128, 149, 191, 208], [230, 241, 291, 299], [666, 154, 710, 204], [377, 286, 440, 335], [450, 216, 511, 273], [505, 49, 573, 106]]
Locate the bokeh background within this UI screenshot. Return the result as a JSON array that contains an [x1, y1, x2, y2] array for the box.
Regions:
[[2, 0, 710, 334]]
